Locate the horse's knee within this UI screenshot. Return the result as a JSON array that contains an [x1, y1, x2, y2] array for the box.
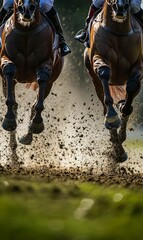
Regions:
[[37, 66, 52, 83], [97, 66, 110, 81], [37, 71, 49, 83], [2, 63, 16, 77]]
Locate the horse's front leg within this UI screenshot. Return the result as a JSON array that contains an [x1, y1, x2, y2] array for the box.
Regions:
[[1, 61, 17, 131], [96, 66, 120, 129], [29, 63, 52, 134], [119, 69, 142, 143]]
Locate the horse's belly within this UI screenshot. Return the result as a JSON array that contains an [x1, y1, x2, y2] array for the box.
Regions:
[[16, 70, 36, 83]]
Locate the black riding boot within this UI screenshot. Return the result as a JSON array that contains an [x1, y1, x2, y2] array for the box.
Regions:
[[46, 7, 71, 57], [0, 7, 7, 25], [75, 4, 99, 43], [134, 8, 143, 28]]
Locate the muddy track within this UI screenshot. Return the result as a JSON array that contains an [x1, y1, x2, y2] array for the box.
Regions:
[[0, 57, 143, 186]]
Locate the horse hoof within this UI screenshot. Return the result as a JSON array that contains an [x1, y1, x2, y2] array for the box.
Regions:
[[19, 134, 33, 145], [29, 121, 44, 134], [115, 152, 128, 163], [105, 115, 121, 129], [2, 118, 17, 131]]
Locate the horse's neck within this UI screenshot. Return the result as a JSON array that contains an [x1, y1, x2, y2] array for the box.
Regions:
[[102, 3, 131, 34]]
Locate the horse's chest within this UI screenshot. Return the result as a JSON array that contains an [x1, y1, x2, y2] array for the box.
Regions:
[[96, 33, 141, 63], [5, 34, 48, 67], [5, 36, 47, 82]]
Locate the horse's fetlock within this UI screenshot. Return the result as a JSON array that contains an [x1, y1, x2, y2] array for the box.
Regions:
[[32, 117, 43, 124], [6, 99, 14, 106], [35, 103, 44, 112], [106, 108, 117, 118], [121, 105, 133, 115], [104, 97, 113, 106]]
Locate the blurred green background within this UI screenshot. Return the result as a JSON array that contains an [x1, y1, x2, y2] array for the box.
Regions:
[[0, 177, 143, 240]]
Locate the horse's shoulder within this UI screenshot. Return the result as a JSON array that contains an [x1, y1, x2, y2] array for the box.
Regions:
[[3, 16, 14, 34], [94, 11, 103, 23]]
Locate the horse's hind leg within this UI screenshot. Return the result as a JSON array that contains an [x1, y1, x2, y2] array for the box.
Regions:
[[29, 66, 52, 134], [19, 82, 53, 145], [110, 129, 128, 162], [19, 102, 36, 145], [119, 70, 141, 143], [118, 114, 129, 144]]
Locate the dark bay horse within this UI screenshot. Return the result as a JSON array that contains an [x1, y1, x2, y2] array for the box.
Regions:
[[84, 0, 143, 161], [0, 0, 63, 145]]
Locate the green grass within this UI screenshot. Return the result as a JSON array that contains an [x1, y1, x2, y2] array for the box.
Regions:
[[126, 139, 143, 149], [0, 177, 143, 239]]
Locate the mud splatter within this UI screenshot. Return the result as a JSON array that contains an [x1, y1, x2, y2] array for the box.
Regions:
[[0, 57, 143, 186]]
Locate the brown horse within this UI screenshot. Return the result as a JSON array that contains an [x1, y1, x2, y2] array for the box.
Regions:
[[0, 0, 63, 145], [84, 0, 143, 161]]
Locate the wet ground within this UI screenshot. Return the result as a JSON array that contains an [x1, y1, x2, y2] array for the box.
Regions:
[[0, 56, 143, 186]]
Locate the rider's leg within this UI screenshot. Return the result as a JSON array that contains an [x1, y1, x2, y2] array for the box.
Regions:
[[40, 0, 71, 56], [0, 0, 13, 24], [0, 7, 7, 24], [131, 0, 143, 27], [45, 7, 71, 57], [134, 8, 143, 27], [75, 4, 99, 43]]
